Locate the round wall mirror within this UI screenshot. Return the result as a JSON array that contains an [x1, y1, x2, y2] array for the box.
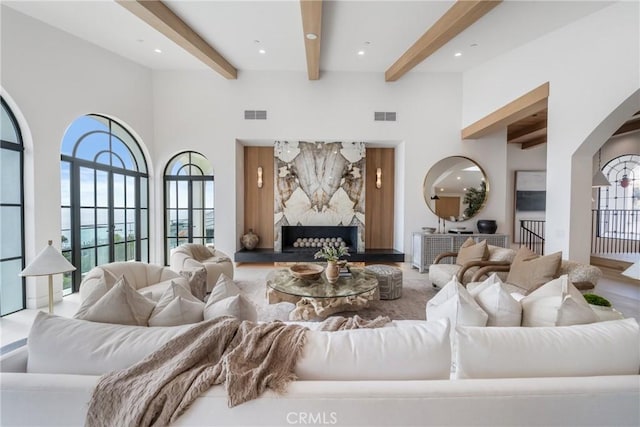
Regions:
[[423, 156, 489, 221]]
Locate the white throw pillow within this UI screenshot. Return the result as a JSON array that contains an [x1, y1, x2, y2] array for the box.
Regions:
[[27, 312, 194, 375], [148, 281, 204, 326], [467, 273, 502, 298], [207, 273, 241, 305], [521, 275, 598, 327], [475, 282, 522, 326], [426, 276, 488, 330], [454, 318, 640, 379], [204, 294, 257, 322], [74, 276, 110, 319], [76, 276, 156, 326], [296, 319, 451, 380]]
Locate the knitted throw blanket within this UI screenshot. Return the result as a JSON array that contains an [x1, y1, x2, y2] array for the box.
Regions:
[[86, 317, 307, 427], [86, 315, 390, 427]]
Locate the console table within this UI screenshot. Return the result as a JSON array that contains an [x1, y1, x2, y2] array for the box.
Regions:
[[411, 232, 509, 273]]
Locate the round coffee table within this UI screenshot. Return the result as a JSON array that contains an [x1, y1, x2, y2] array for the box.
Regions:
[[266, 267, 379, 320]]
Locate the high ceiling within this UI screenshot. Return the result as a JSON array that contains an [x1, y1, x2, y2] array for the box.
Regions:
[[3, 1, 613, 77]]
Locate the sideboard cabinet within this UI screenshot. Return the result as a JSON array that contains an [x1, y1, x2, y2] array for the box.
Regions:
[[411, 232, 509, 273]]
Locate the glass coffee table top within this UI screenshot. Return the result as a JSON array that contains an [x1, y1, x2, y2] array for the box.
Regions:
[[266, 267, 378, 299]]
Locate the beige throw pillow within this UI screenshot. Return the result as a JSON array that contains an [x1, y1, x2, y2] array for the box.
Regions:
[[457, 238, 489, 266], [506, 247, 561, 294], [179, 267, 208, 301], [150, 281, 203, 317], [74, 277, 111, 319], [203, 294, 257, 322], [77, 276, 156, 326], [207, 273, 241, 305], [148, 297, 204, 327]]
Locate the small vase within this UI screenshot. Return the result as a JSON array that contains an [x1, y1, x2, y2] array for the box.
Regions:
[[477, 219, 497, 234], [325, 261, 339, 284], [241, 229, 259, 250]]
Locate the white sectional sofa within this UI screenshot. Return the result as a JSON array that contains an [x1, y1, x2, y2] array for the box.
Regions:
[[1, 314, 639, 427]]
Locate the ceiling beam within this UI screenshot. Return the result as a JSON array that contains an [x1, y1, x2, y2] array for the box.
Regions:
[[520, 136, 547, 150], [385, 0, 501, 82], [300, 0, 323, 80], [462, 82, 550, 140], [613, 117, 640, 136], [116, 0, 237, 79], [507, 118, 547, 143]]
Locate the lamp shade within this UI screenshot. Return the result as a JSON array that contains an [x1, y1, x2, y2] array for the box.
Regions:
[[20, 241, 76, 277], [621, 260, 640, 280], [592, 170, 611, 187]]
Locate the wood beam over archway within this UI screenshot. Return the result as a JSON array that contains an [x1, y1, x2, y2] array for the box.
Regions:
[[300, 0, 323, 80], [462, 82, 549, 140]]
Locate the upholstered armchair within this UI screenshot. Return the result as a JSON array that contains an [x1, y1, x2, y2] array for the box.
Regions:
[[170, 244, 234, 292], [429, 244, 515, 289]]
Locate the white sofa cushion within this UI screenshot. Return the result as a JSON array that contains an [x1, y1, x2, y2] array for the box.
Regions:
[[426, 277, 488, 330], [474, 281, 522, 327], [27, 312, 194, 375], [454, 318, 640, 379], [295, 319, 451, 380], [521, 275, 598, 327], [75, 276, 156, 326], [467, 273, 501, 298]]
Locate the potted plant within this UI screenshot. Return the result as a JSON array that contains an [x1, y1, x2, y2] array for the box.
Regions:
[[583, 293, 623, 321], [314, 245, 350, 284]]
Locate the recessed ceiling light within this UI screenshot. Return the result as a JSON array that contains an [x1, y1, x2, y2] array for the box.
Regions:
[[454, 52, 462, 57], [463, 188, 467, 191], [456, 176, 461, 180], [440, 188, 444, 192], [306, 33, 318, 40], [154, 48, 162, 54], [357, 50, 365, 56], [259, 49, 266, 54]]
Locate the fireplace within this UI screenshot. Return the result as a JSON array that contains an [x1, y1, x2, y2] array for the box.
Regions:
[[281, 226, 359, 253]]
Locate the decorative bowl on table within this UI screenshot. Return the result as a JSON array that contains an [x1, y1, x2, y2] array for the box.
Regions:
[[290, 263, 324, 281], [422, 227, 436, 234]]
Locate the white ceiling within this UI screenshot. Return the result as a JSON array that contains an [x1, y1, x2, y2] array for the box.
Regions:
[[3, 0, 613, 75]]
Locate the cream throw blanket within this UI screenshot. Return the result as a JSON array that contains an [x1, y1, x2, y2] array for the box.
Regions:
[[86, 315, 390, 427]]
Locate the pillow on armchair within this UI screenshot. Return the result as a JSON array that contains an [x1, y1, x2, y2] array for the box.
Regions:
[[456, 238, 489, 265], [506, 247, 562, 294]]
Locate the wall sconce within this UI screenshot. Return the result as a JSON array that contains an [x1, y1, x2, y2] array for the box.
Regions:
[[375, 168, 382, 189], [257, 166, 263, 189]]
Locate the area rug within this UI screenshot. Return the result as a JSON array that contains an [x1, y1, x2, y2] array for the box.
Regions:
[[235, 275, 438, 322]]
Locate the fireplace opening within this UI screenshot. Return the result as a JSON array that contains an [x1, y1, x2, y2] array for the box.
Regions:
[[281, 226, 358, 253]]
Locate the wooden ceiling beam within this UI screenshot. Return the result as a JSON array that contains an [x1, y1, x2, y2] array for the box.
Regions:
[[385, 0, 501, 82], [507, 118, 547, 142], [520, 136, 547, 149], [300, 0, 323, 80], [116, 0, 237, 79], [613, 117, 640, 136], [462, 82, 549, 140]]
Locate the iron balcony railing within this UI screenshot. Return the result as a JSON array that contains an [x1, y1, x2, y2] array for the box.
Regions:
[[519, 219, 545, 255], [591, 209, 640, 254]]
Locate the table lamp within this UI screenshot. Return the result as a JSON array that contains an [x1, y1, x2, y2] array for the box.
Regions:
[[20, 240, 76, 313], [621, 260, 640, 280]]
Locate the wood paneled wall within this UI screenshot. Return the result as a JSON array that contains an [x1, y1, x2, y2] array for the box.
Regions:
[[365, 147, 395, 249], [244, 145, 395, 250], [244, 146, 274, 248]]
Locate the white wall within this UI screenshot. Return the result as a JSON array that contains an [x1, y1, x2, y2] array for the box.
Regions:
[[1, 7, 154, 308], [151, 70, 511, 260], [463, 1, 640, 263]]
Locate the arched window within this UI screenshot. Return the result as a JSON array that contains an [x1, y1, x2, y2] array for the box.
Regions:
[[0, 97, 25, 315], [597, 154, 640, 241], [61, 115, 149, 291], [164, 151, 214, 264]]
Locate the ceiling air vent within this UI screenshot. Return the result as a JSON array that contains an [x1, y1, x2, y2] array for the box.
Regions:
[[374, 112, 396, 121], [244, 110, 267, 120]]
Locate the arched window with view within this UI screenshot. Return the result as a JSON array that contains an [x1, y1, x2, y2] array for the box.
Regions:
[[595, 154, 640, 250], [0, 97, 25, 315], [164, 151, 214, 265], [61, 115, 149, 292]]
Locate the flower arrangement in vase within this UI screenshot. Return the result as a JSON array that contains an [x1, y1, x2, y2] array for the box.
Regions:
[[314, 245, 350, 284]]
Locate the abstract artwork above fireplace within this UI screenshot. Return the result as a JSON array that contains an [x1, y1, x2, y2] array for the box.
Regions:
[[274, 141, 365, 252]]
